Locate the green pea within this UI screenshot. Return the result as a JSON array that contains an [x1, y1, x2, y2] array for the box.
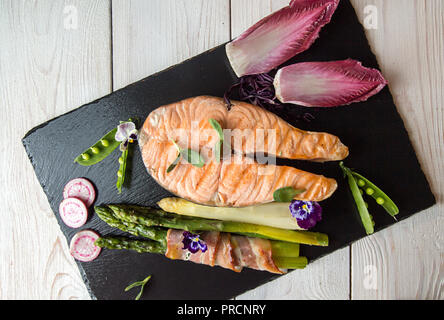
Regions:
[[101, 139, 110, 147], [118, 157, 124, 165], [349, 170, 399, 218], [359, 188, 364, 195], [74, 127, 121, 166], [117, 170, 123, 178], [358, 179, 366, 187], [364, 202, 369, 208], [376, 197, 385, 205]]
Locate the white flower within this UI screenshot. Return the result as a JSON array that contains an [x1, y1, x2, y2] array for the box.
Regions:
[[115, 122, 138, 151]]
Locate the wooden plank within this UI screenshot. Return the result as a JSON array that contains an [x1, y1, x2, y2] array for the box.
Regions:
[[112, 0, 231, 90], [231, 0, 350, 300], [0, 0, 111, 299], [349, 0, 443, 299]]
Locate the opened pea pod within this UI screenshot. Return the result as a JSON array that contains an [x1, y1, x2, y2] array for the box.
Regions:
[[74, 119, 138, 194], [340, 162, 399, 235], [74, 128, 121, 166], [351, 171, 399, 219]]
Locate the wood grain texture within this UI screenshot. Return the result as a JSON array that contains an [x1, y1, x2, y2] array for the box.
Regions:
[[231, 0, 350, 300], [349, 0, 443, 299], [112, 0, 231, 90], [0, 0, 111, 299]]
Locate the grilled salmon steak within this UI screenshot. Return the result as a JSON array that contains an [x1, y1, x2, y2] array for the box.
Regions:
[[139, 96, 348, 207]]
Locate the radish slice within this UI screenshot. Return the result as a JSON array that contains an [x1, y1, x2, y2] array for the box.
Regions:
[[226, 0, 339, 77], [59, 198, 88, 228], [70, 230, 101, 262], [274, 59, 388, 107], [63, 178, 96, 208]]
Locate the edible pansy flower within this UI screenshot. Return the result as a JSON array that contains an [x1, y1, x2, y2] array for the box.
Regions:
[[182, 231, 208, 254], [289, 200, 322, 230], [115, 121, 138, 151]]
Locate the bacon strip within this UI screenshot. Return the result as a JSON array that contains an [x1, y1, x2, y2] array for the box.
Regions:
[[165, 229, 285, 274], [231, 235, 284, 274]]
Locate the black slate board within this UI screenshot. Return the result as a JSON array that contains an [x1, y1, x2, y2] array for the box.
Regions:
[[22, 0, 435, 300]]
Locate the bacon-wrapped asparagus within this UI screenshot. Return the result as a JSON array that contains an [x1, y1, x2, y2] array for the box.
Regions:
[[95, 206, 308, 274], [103, 204, 328, 246]]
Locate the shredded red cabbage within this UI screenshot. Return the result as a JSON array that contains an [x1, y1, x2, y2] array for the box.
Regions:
[[224, 72, 315, 123]]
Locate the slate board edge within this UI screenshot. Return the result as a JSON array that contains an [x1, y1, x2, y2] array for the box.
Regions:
[[20, 43, 231, 301]]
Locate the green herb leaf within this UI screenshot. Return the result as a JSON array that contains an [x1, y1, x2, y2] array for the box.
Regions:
[[209, 118, 224, 142], [214, 140, 222, 163], [166, 154, 181, 173], [169, 138, 205, 168], [124, 280, 145, 292], [125, 275, 152, 301], [181, 148, 205, 168], [273, 187, 306, 202]]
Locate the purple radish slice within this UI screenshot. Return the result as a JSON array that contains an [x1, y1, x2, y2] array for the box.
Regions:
[[274, 59, 388, 107], [59, 198, 88, 228], [63, 178, 96, 208], [70, 230, 101, 262], [226, 0, 339, 77]]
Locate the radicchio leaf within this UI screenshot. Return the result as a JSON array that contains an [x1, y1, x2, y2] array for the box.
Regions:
[[274, 59, 388, 107], [226, 0, 340, 77]]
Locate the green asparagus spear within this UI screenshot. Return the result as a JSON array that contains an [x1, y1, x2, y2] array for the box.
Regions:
[[95, 237, 166, 254], [94, 236, 304, 270], [107, 204, 328, 246], [95, 206, 168, 245], [273, 256, 308, 269]]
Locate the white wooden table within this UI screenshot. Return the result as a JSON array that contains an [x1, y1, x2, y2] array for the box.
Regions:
[[1, 0, 442, 300]]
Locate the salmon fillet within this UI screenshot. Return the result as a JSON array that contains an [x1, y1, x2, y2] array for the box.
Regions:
[[139, 96, 347, 207], [227, 101, 349, 161]]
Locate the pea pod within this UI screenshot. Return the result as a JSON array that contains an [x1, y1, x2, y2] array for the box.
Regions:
[[351, 171, 399, 219], [116, 148, 129, 194], [340, 162, 374, 235], [74, 128, 120, 166], [116, 118, 138, 193]]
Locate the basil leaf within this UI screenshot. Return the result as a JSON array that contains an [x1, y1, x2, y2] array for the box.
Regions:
[[209, 119, 224, 142], [181, 149, 205, 168], [273, 187, 306, 202]]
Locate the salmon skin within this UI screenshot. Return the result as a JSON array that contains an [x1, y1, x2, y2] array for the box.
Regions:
[[139, 96, 348, 207]]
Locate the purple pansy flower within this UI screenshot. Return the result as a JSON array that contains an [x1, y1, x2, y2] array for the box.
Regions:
[[182, 231, 208, 254], [115, 121, 138, 151], [289, 200, 322, 230]]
